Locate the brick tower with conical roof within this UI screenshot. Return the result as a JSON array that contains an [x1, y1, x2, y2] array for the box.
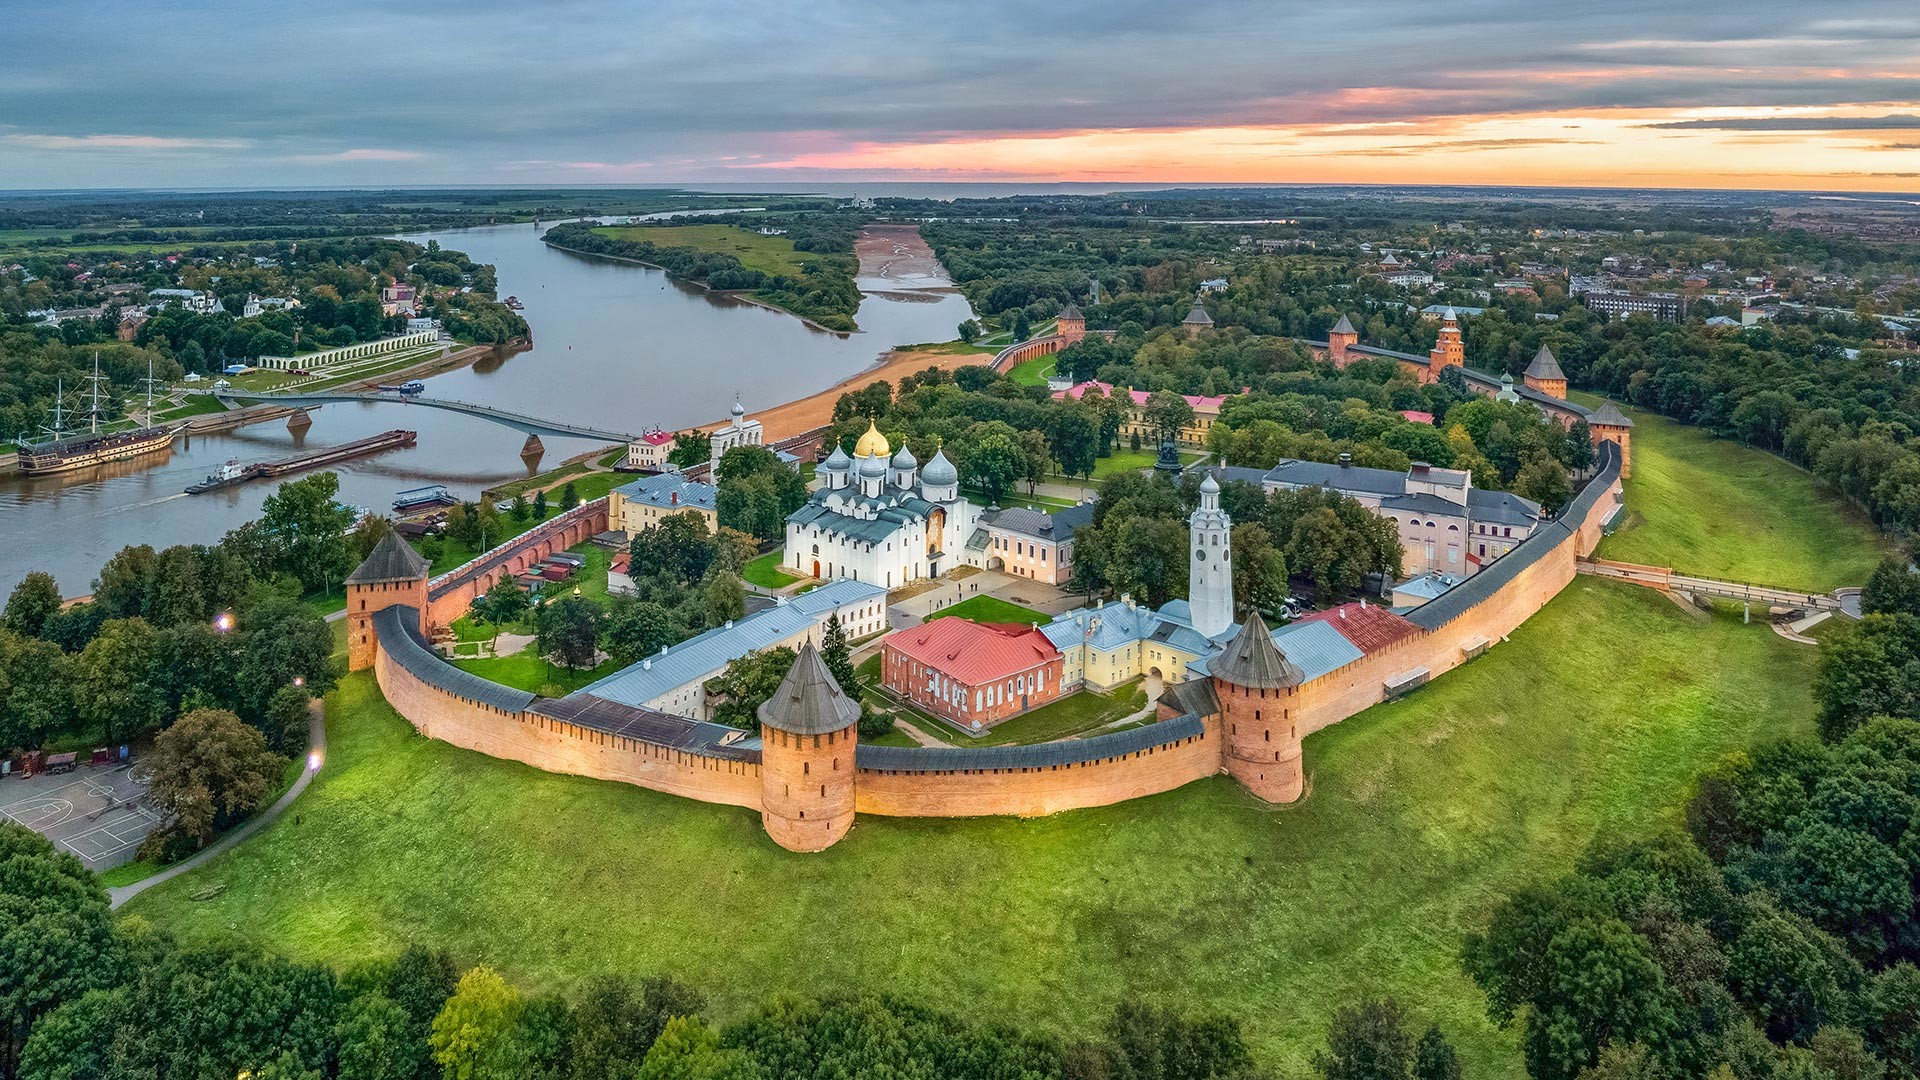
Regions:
[[1209, 610, 1310, 802], [1523, 345, 1567, 399], [1427, 306, 1465, 383], [346, 530, 431, 672], [1057, 301, 1086, 345], [1327, 313, 1359, 366], [757, 641, 862, 851]]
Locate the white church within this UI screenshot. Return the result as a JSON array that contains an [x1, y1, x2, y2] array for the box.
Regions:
[[784, 421, 980, 588]]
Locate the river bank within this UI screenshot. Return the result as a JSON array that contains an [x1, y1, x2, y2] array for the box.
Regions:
[[702, 342, 996, 441]]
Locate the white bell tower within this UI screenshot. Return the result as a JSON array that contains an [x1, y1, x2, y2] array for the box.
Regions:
[[1189, 471, 1234, 638]]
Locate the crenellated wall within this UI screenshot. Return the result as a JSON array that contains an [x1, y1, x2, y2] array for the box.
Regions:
[[422, 498, 610, 631], [355, 443, 1625, 849]]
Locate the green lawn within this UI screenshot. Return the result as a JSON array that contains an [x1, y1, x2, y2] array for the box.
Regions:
[[924, 595, 1051, 626], [1008, 356, 1057, 386], [1090, 448, 1206, 480], [123, 581, 1814, 1078], [743, 550, 801, 589], [449, 643, 621, 696], [1586, 400, 1887, 592], [926, 681, 1152, 747], [592, 223, 811, 279]]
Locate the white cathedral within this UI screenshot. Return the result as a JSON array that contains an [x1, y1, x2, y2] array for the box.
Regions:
[[783, 421, 981, 588]]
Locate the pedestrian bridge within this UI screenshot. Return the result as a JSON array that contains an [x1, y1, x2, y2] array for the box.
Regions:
[[216, 389, 637, 444], [1577, 558, 1853, 614]]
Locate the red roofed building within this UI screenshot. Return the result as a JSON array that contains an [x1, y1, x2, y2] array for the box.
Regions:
[[882, 619, 1065, 729], [1051, 379, 1241, 449], [623, 428, 678, 471], [1291, 602, 1420, 653], [1399, 409, 1434, 425]]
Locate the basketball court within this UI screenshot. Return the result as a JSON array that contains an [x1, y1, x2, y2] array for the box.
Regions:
[[0, 765, 161, 870]]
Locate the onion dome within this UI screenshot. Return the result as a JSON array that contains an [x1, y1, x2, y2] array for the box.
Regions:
[[730, 395, 746, 420], [1199, 471, 1220, 494], [853, 419, 891, 460], [922, 447, 958, 486], [858, 452, 889, 478], [891, 444, 917, 470], [822, 444, 851, 471]]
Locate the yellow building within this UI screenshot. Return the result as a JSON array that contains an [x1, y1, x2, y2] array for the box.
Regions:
[[608, 472, 717, 536]]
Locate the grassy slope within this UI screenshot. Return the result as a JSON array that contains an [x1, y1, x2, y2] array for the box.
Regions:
[[1588, 401, 1887, 591], [123, 582, 1812, 1078]]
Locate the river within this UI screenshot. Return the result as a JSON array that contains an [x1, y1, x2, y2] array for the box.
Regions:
[[0, 220, 976, 593]]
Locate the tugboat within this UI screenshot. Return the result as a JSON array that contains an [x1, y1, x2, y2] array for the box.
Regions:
[[503, 295, 524, 311], [185, 459, 261, 494]]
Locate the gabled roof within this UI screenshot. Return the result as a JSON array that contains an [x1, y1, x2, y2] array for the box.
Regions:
[[757, 641, 861, 735], [982, 502, 1096, 543], [347, 530, 429, 585], [884, 619, 1058, 684], [1524, 345, 1566, 381], [1209, 610, 1304, 689], [1330, 313, 1357, 335]]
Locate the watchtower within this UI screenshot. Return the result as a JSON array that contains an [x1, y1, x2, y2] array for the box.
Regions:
[[1588, 401, 1635, 479], [1057, 302, 1086, 345], [757, 641, 861, 852], [1209, 611, 1309, 803], [1327, 313, 1359, 366], [1188, 472, 1233, 639], [1523, 345, 1568, 400], [345, 531, 430, 672], [1427, 306, 1465, 382]]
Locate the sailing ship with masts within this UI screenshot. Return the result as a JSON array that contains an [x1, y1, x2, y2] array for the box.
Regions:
[[16, 354, 176, 475]]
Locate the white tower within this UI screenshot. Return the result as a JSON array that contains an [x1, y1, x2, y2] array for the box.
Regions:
[[1189, 472, 1234, 638]]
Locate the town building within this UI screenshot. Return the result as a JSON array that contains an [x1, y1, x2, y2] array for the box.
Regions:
[[882, 619, 1064, 730], [1052, 380, 1235, 448], [624, 429, 676, 471], [608, 471, 717, 535], [380, 281, 417, 316], [709, 395, 764, 473], [147, 288, 220, 314], [242, 295, 298, 318], [1580, 290, 1684, 321], [784, 422, 979, 587], [971, 503, 1095, 585], [579, 578, 888, 721], [1264, 457, 1544, 577]]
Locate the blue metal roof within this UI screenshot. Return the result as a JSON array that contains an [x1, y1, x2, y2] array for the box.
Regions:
[[580, 578, 886, 709], [1187, 619, 1363, 683], [613, 471, 717, 513]]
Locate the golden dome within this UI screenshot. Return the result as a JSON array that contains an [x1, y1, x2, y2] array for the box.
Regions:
[[853, 419, 890, 459]]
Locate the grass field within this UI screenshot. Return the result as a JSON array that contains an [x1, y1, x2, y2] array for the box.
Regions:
[[924, 594, 1051, 625], [924, 680, 1152, 746], [123, 581, 1814, 1078], [1091, 448, 1206, 479], [592, 223, 811, 279], [1587, 401, 1887, 591], [743, 550, 801, 589], [1009, 356, 1057, 385], [449, 645, 620, 696]]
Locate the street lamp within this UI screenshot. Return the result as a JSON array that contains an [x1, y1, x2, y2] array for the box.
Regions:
[[307, 749, 322, 771], [213, 611, 235, 633]]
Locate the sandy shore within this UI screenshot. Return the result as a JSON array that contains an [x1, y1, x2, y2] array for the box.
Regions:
[[702, 345, 991, 441]]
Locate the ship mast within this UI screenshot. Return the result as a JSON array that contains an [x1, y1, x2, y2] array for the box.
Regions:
[[84, 351, 108, 435], [138, 355, 164, 426]]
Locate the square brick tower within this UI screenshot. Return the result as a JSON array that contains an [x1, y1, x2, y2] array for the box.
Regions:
[[345, 530, 431, 672], [1523, 345, 1568, 400], [1327, 313, 1359, 366], [1588, 401, 1635, 480], [1427, 307, 1465, 382]]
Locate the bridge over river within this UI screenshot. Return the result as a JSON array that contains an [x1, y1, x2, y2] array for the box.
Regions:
[[217, 389, 637, 450], [1577, 558, 1861, 620]]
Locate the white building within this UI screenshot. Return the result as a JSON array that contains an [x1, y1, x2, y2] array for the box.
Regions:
[[784, 422, 980, 588], [1187, 472, 1234, 638], [709, 395, 763, 473]]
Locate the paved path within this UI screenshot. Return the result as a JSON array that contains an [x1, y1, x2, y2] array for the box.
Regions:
[[109, 699, 325, 909]]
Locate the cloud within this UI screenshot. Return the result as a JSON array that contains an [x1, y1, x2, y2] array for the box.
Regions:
[[0, 132, 250, 151], [1644, 114, 1920, 130]]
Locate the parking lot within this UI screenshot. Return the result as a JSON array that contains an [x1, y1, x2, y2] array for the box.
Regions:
[[0, 764, 162, 871]]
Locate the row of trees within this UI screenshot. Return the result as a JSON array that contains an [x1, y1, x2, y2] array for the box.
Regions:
[[14, 810, 1440, 1079]]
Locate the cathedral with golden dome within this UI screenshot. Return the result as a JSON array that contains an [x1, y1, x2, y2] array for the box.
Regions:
[[783, 421, 981, 587]]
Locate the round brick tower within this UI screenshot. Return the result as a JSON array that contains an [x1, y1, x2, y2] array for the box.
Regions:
[[1209, 610, 1310, 803], [757, 641, 861, 852]]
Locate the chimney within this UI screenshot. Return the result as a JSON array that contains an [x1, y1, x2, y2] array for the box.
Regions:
[[1340, 606, 1347, 620], [1338, 453, 1352, 467], [670, 491, 678, 505], [1410, 461, 1430, 475]]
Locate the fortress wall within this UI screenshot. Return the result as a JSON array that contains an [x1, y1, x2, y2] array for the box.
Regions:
[[423, 499, 610, 630], [852, 727, 1219, 817], [372, 639, 763, 811]]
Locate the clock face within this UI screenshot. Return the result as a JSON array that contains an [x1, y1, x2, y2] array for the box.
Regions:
[[1196, 550, 1205, 562]]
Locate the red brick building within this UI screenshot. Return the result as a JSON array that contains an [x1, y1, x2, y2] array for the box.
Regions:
[[882, 620, 1065, 731]]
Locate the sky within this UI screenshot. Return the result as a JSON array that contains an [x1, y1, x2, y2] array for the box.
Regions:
[[5, 0, 1920, 192]]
